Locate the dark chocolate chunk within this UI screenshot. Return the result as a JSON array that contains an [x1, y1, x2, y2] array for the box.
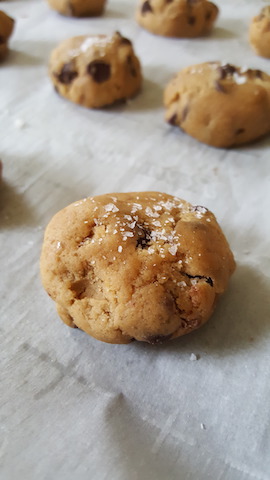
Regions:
[[215, 80, 227, 93], [184, 273, 214, 287], [56, 62, 78, 85], [145, 334, 172, 345], [141, 0, 153, 14], [87, 61, 111, 83], [127, 55, 137, 77], [168, 113, 178, 125], [188, 16, 196, 25], [136, 227, 151, 249], [218, 64, 237, 79], [236, 128, 245, 135]]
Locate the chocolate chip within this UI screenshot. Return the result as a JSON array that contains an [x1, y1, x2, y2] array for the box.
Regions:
[[182, 105, 189, 122], [87, 61, 111, 83], [145, 334, 172, 345], [218, 64, 236, 79], [136, 227, 151, 249], [127, 55, 137, 77], [141, 0, 152, 14], [56, 62, 78, 85], [236, 128, 245, 135], [255, 69, 263, 79], [168, 114, 178, 125], [188, 16, 196, 25], [185, 273, 214, 287], [215, 80, 227, 93]]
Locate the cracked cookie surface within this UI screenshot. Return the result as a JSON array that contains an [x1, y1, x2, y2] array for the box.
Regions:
[[164, 62, 270, 148], [49, 32, 142, 109], [136, 0, 218, 38], [249, 6, 270, 58], [47, 0, 106, 17], [40, 192, 235, 345], [0, 10, 15, 61]]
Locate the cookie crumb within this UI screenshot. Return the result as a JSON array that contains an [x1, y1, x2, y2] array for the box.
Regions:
[[190, 353, 199, 361], [14, 118, 26, 129]]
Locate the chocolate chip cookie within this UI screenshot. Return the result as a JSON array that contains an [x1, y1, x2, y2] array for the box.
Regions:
[[164, 62, 270, 148], [136, 0, 218, 38], [47, 0, 106, 17], [0, 10, 15, 61], [49, 32, 142, 109], [40, 192, 235, 345], [249, 6, 270, 58]]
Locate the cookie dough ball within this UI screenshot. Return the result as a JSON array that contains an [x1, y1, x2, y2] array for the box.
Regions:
[[49, 32, 142, 109], [164, 62, 270, 148], [0, 11, 15, 61], [136, 0, 219, 38], [40, 192, 235, 345], [249, 6, 270, 58], [47, 0, 106, 17]]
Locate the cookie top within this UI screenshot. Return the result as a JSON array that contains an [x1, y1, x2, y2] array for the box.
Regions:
[[49, 32, 142, 108], [40, 192, 235, 345], [47, 0, 106, 17], [136, 0, 219, 38], [249, 6, 270, 58], [164, 62, 270, 147]]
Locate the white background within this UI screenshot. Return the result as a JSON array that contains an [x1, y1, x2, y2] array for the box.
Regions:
[[1, 1, 270, 479]]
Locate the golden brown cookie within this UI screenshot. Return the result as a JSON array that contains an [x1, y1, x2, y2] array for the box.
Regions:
[[135, 0, 218, 38], [164, 62, 270, 148], [49, 32, 142, 109], [47, 0, 106, 17], [0, 10, 15, 61], [40, 192, 235, 345], [249, 6, 270, 58]]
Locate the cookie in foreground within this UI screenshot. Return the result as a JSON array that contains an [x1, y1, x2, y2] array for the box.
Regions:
[[136, 0, 218, 38], [47, 0, 106, 17], [164, 62, 270, 148], [249, 6, 270, 59], [0, 10, 15, 61], [40, 192, 235, 345], [49, 32, 142, 109]]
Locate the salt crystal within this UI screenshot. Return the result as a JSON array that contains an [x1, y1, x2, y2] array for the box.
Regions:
[[56, 241, 61, 249], [104, 203, 119, 213], [177, 281, 186, 287], [118, 246, 123, 253], [152, 221, 161, 227], [190, 353, 199, 361], [168, 245, 177, 256]]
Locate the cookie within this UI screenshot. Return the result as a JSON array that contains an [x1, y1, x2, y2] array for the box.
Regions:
[[0, 10, 15, 61], [49, 32, 142, 109], [136, 0, 218, 38], [47, 0, 106, 17], [40, 192, 235, 345], [164, 62, 270, 148], [249, 6, 270, 58]]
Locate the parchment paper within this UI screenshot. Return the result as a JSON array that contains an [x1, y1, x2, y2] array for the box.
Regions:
[[1, 1, 270, 479]]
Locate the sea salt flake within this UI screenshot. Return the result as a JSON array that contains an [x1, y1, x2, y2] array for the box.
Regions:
[[233, 72, 247, 85], [56, 241, 61, 249], [148, 247, 155, 254], [177, 281, 186, 287], [145, 207, 159, 218], [153, 220, 161, 227], [168, 245, 178, 256], [128, 221, 136, 229], [104, 203, 119, 213], [153, 205, 162, 211], [190, 353, 199, 361], [118, 246, 123, 253], [123, 232, 133, 237]]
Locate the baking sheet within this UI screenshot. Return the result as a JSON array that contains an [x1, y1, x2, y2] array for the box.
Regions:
[[1, 1, 270, 479]]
